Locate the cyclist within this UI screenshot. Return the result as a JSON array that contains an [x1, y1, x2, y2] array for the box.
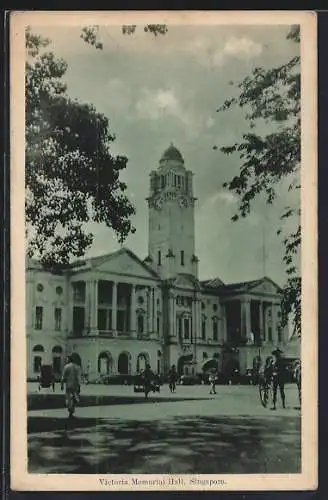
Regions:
[[61, 355, 81, 418]]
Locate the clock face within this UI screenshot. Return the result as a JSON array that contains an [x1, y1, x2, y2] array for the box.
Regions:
[[179, 196, 189, 209]]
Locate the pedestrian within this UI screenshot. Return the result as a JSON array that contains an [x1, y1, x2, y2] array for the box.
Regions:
[[143, 363, 154, 399], [209, 370, 217, 395], [168, 364, 178, 393], [271, 348, 286, 410], [61, 355, 81, 418]]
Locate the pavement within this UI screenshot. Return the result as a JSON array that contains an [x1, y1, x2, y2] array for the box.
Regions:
[[27, 383, 301, 474]]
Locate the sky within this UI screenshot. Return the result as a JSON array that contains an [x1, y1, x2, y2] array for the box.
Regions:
[[29, 23, 300, 287]]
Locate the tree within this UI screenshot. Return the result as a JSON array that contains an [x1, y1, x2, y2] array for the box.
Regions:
[[215, 25, 301, 334], [80, 24, 168, 49], [26, 27, 136, 268]]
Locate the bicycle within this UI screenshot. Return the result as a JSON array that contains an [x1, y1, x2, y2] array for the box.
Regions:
[[258, 377, 273, 408]]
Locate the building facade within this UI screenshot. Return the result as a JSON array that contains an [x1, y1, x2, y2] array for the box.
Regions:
[[26, 144, 294, 381]]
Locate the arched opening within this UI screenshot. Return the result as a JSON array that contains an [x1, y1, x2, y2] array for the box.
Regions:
[[136, 352, 149, 373], [52, 345, 63, 375], [70, 352, 82, 367], [137, 314, 144, 333], [32, 345, 44, 373], [222, 349, 240, 381], [177, 354, 193, 377], [118, 352, 131, 375], [98, 351, 113, 375], [33, 344, 44, 352]]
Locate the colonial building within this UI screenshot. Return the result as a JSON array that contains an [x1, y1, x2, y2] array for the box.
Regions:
[[26, 144, 293, 381]]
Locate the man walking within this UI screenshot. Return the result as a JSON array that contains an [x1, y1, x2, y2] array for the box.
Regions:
[[209, 369, 217, 395], [168, 364, 178, 393], [61, 355, 81, 418], [271, 348, 286, 410]]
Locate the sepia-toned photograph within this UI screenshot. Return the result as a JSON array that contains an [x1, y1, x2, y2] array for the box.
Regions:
[[10, 11, 317, 491]]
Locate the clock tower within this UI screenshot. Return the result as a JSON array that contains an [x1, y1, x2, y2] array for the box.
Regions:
[[146, 144, 199, 279]]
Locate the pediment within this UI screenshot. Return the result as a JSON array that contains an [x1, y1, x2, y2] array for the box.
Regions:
[[249, 278, 281, 296], [174, 274, 200, 290], [94, 249, 158, 279]]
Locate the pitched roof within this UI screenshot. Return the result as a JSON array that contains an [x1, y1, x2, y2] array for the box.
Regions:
[[27, 248, 160, 278], [202, 276, 282, 294], [201, 277, 225, 288], [70, 247, 160, 278]]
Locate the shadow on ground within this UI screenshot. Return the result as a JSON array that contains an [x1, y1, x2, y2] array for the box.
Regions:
[[28, 415, 301, 474]]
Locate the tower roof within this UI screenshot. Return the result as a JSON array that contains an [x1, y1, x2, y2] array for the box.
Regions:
[[160, 143, 184, 164]]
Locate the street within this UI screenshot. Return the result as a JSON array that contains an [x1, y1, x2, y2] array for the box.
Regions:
[[28, 383, 301, 474]]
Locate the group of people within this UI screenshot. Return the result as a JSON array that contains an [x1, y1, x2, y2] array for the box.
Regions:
[[53, 346, 292, 419], [260, 348, 287, 410]]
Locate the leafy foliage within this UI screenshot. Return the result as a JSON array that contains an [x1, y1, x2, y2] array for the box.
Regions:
[[216, 25, 301, 334], [26, 27, 135, 268], [81, 24, 168, 47]]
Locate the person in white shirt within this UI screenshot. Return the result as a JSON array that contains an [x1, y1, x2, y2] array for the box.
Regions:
[[61, 355, 81, 418]]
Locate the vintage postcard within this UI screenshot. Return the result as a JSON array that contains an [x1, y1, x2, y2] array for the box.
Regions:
[[10, 10, 317, 491]]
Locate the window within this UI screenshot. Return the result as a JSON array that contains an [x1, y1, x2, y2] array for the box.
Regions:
[[98, 309, 112, 331], [268, 326, 273, 342], [33, 356, 42, 373], [181, 250, 185, 266], [117, 310, 126, 332], [213, 319, 218, 341], [203, 352, 208, 359], [137, 315, 144, 334], [157, 316, 160, 334], [72, 281, 86, 303], [54, 308, 62, 331], [177, 176, 181, 187], [73, 307, 85, 335], [202, 318, 206, 340], [158, 250, 161, 266], [178, 316, 183, 338], [56, 286, 63, 295], [184, 318, 190, 339], [35, 306, 43, 330]]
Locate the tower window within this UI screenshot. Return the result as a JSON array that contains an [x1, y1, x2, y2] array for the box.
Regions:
[[35, 306, 43, 330], [158, 250, 162, 266], [181, 250, 185, 266]]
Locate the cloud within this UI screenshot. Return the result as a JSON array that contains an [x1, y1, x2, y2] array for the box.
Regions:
[[135, 88, 184, 121], [207, 190, 237, 206], [212, 36, 263, 66]]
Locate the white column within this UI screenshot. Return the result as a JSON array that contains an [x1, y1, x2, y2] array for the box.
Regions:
[[245, 299, 251, 339], [197, 299, 202, 341], [130, 284, 136, 335], [147, 287, 152, 333], [112, 281, 117, 331], [272, 303, 277, 345], [192, 298, 197, 343], [89, 280, 98, 333], [153, 287, 158, 333], [169, 292, 175, 337], [259, 301, 264, 342]]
